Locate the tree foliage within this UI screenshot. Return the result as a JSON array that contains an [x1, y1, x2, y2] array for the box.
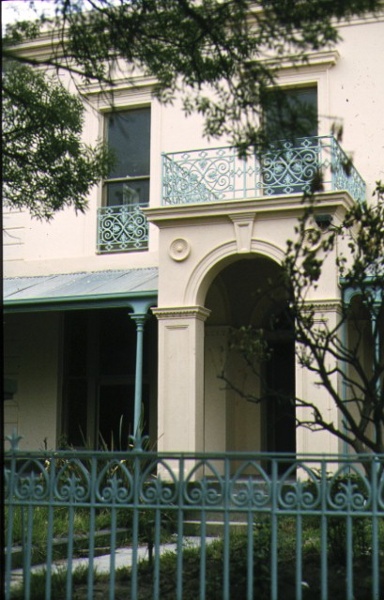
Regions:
[[2, 59, 112, 219], [4, 0, 382, 155], [286, 184, 383, 454]]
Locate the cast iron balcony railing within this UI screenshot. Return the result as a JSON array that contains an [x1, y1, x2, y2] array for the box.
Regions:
[[162, 135, 366, 205], [97, 203, 149, 253]]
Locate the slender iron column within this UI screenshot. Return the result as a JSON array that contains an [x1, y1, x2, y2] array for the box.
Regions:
[[371, 302, 382, 396], [130, 313, 147, 438]]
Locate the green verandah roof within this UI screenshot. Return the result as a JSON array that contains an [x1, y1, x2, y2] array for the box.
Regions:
[[3, 268, 158, 312]]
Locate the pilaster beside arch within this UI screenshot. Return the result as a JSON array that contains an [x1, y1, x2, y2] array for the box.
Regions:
[[296, 299, 342, 455], [152, 305, 211, 453]]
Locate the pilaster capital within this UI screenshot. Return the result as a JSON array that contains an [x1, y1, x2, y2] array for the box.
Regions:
[[152, 305, 211, 322], [307, 299, 343, 314]]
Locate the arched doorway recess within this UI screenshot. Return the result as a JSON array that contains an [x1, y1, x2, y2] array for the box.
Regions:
[[204, 256, 296, 457]]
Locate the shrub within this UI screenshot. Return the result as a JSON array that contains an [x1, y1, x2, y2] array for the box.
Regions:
[[304, 472, 371, 563]]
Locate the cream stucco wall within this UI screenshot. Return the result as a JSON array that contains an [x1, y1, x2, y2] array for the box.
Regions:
[[328, 19, 384, 197], [4, 312, 61, 450]]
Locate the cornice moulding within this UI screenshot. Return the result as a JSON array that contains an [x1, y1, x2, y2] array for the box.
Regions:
[[268, 50, 340, 74], [145, 191, 355, 227], [80, 75, 158, 98]]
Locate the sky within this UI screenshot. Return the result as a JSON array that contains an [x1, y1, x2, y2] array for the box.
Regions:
[[2, 1, 57, 30], [2, 1, 123, 31]]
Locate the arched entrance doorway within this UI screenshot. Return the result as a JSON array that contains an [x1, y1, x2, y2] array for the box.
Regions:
[[204, 256, 296, 456]]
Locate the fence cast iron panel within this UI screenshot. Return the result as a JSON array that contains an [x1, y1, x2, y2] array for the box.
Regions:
[[4, 435, 383, 600]]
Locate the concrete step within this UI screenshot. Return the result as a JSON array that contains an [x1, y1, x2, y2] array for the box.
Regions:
[[183, 519, 249, 536]]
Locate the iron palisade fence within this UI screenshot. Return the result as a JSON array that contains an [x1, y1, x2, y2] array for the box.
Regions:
[[4, 434, 384, 600]]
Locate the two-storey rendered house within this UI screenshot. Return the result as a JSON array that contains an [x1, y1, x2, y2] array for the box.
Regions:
[[4, 13, 384, 465]]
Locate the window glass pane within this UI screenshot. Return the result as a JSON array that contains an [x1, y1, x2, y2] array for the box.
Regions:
[[106, 178, 150, 206], [266, 87, 318, 140], [107, 108, 150, 179], [263, 87, 318, 196]]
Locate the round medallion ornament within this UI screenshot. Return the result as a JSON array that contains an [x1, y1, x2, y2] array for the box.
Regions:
[[169, 238, 191, 261]]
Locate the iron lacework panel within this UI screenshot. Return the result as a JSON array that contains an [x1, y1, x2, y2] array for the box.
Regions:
[[162, 135, 366, 205], [4, 432, 384, 600], [97, 203, 148, 253]]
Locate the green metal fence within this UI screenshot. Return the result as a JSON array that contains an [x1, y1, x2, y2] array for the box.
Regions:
[[4, 434, 383, 600]]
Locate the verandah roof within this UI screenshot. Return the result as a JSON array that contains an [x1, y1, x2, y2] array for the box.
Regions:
[[3, 268, 158, 312]]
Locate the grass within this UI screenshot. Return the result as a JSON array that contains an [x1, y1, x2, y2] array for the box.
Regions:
[[10, 565, 94, 600], [6, 505, 128, 546], [5, 503, 177, 569], [5, 505, 133, 566]]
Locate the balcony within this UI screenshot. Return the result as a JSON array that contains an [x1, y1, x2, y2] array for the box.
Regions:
[[97, 203, 148, 253], [162, 135, 366, 206], [96, 137, 366, 253]]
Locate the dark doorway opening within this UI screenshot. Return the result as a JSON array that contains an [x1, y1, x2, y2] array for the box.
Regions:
[[205, 257, 296, 459], [262, 304, 296, 473], [265, 340, 296, 454]]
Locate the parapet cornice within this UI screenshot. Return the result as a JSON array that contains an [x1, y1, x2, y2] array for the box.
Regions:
[[6, 7, 382, 64], [4, 27, 64, 63]]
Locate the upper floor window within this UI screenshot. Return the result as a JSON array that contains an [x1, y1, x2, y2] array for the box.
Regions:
[[263, 87, 318, 196], [97, 107, 151, 254], [266, 86, 318, 141], [104, 107, 151, 206]]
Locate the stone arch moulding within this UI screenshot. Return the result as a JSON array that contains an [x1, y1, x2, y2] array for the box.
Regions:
[[184, 239, 286, 306]]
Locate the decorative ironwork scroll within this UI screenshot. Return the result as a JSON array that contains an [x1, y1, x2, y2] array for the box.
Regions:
[[162, 136, 366, 205], [97, 203, 148, 253]]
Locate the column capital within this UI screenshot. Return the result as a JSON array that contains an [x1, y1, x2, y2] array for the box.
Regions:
[[152, 305, 211, 322], [130, 312, 148, 327]]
